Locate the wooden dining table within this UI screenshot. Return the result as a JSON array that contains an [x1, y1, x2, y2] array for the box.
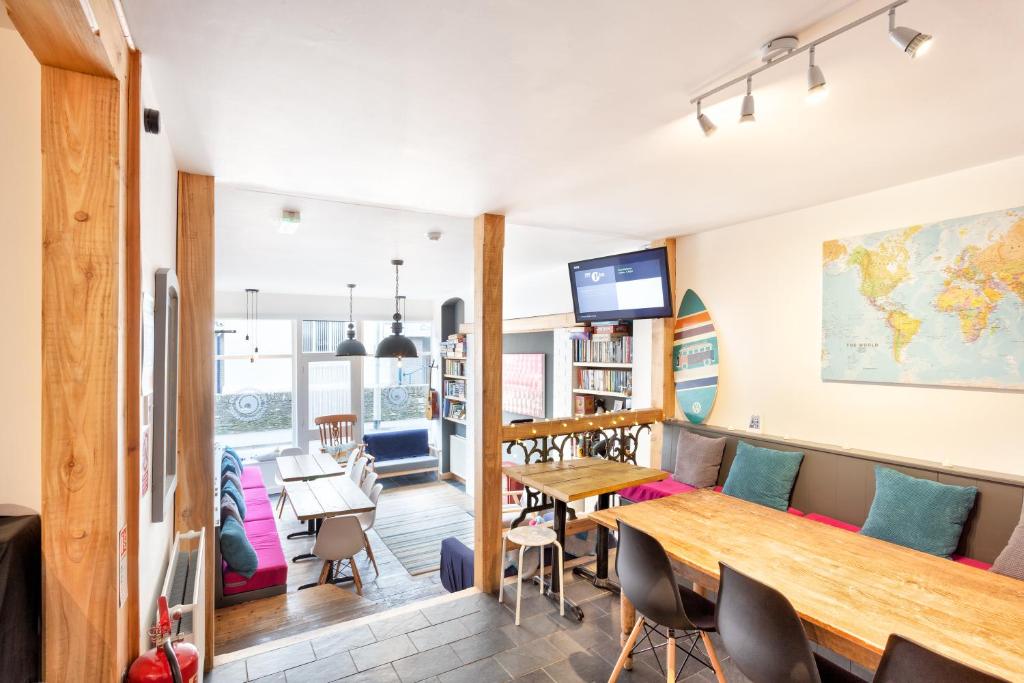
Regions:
[[502, 457, 667, 620], [276, 452, 345, 482], [589, 488, 1024, 680], [286, 475, 375, 565]]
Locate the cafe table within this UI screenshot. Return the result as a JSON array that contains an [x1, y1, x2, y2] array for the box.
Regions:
[[277, 452, 346, 540], [502, 456, 667, 620], [286, 474, 375, 569], [589, 488, 1024, 679]]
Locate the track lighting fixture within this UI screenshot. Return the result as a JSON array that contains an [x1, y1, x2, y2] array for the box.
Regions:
[[806, 46, 828, 104], [888, 7, 932, 58], [691, 0, 931, 136], [696, 101, 716, 137], [739, 78, 755, 124]]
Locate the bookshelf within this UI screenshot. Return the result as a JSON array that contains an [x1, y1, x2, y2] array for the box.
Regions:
[[571, 323, 633, 415], [441, 334, 468, 426]]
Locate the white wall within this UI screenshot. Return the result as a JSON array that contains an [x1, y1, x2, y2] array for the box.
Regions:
[[137, 56, 182, 648], [216, 290, 434, 322], [0, 28, 41, 511], [675, 154, 1024, 476]]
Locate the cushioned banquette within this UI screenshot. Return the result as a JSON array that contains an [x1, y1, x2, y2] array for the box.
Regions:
[[621, 421, 1024, 567], [363, 428, 439, 479], [216, 465, 288, 606]]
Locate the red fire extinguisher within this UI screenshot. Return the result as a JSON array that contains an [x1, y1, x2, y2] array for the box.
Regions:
[[127, 596, 200, 683]]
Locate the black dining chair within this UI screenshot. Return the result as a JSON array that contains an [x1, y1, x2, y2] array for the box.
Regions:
[[873, 634, 1008, 683], [609, 521, 726, 683], [716, 562, 867, 683]]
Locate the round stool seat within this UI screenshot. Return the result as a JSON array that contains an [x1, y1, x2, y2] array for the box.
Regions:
[[506, 525, 556, 548]]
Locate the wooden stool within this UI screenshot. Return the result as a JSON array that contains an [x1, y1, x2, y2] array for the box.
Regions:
[[499, 525, 564, 625]]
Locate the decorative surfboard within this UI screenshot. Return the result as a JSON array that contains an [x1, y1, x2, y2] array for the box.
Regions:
[[673, 289, 719, 424]]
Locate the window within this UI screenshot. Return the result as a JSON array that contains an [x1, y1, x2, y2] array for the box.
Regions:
[[214, 318, 294, 454], [361, 320, 433, 433], [301, 319, 346, 354]]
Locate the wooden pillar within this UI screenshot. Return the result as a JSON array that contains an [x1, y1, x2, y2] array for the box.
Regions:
[[175, 172, 216, 667], [39, 64, 124, 683], [648, 238, 677, 469], [472, 213, 504, 593]]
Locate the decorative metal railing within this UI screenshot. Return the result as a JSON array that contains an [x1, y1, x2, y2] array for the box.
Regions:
[[500, 408, 663, 526]]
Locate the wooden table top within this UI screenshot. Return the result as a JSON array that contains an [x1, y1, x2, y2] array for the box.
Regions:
[[589, 489, 1024, 680], [502, 457, 667, 503], [286, 475, 375, 522], [276, 452, 344, 482]]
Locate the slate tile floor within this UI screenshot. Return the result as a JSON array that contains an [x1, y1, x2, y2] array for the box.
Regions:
[[209, 568, 873, 682]]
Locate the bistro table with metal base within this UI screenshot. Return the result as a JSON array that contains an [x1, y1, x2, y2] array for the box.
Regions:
[[286, 475, 375, 564], [502, 457, 667, 621], [276, 452, 346, 540]]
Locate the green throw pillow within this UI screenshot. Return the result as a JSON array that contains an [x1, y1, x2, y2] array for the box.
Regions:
[[721, 441, 803, 512], [859, 466, 977, 558], [222, 480, 246, 519], [220, 516, 258, 578]]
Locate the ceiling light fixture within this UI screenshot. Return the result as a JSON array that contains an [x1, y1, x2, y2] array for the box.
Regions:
[[336, 284, 367, 357], [696, 101, 716, 137], [806, 46, 828, 104], [739, 77, 756, 124], [888, 7, 933, 58], [279, 209, 301, 235], [375, 259, 419, 362], [691, 0, 931, 135], [244, 288, 260, 362]]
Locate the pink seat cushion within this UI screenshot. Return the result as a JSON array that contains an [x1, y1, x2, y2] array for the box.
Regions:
[[952, 554, 992, 570], [805, 513, 862, 532], [241, 466, 265, 490], [223, 519, 287, 595], [244, 496, 275, 522], [618, 479, 697, 502]]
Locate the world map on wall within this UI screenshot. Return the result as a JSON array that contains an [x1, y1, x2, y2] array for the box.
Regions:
[[822, 206, 1024, 389]]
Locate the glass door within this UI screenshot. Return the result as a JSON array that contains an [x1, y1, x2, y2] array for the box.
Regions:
[[296, 320, 363, 452]]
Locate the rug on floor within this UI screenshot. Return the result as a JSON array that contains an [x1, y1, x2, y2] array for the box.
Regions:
[[374, 504, 474, 575]]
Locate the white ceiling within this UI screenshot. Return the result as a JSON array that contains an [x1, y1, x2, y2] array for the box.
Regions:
[[125, 0, 1024, 238]]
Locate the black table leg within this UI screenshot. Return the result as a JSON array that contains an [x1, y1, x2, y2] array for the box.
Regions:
[[287, 518, 317, 540], [292, 518, 322, 562], [573, 492, 620, 593]]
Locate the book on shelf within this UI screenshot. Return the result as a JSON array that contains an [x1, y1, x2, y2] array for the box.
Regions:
[[574, 368, 631, 394], [443, 358, 467, 377], [445, 401, 467, 421], [443, 379, 466, 398], [573, 393, 596, 415], [572, 335, 633, 364]]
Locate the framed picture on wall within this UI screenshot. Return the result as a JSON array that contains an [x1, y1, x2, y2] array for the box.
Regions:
[[151, 268, 180, 523], [502, 353, 545, 419]]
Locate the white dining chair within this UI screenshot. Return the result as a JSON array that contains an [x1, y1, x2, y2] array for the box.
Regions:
[[311, 514, 368, 594], [275, 446, 304, 518], [355, 482, 384, 576], [360, 469, 379, 496], [348, 454, 368, 485]]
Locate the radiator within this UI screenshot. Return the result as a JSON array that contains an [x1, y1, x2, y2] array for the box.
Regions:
[[161, 528, 206, 680]]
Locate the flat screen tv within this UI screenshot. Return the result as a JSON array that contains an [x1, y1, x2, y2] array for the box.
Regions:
[[568, 246, 672, 323]]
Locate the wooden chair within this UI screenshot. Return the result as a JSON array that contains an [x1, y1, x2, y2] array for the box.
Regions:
[[314, 414, 358, 460]]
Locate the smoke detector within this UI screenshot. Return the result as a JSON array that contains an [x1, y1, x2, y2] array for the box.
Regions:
[[279, 209, 300, 235], [425, 230, 443, 241]]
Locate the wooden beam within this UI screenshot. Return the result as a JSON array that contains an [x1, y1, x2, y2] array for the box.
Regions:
[[40, 65, 123, 683], [648, 238, 676, 469], [472, 213, 504, 593], [458, 312, 579, 335], [123, 48, 142, 663], [5, 0, 129, 79], [175, 172, 216, 668]]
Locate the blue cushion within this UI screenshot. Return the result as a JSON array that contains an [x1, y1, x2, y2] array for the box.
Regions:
[[721, 441, 803, 512], [364, 429, 429, 462], [859, 467, 977, 558], [222, 480, 246, 519], [220, 517, 258, 578], [221, 456, 240, 477]]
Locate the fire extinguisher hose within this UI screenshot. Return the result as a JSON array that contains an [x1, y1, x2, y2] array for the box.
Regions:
[[161, 639, 183, 683]]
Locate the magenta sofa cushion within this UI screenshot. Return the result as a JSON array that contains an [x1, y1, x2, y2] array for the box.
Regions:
[[805, 513, 862, 532], [224, 518, 288, 595], [952, 555, 992, 570], [618, 479, 697, 502], [242, 484, 274, 522], [241, 465, 265, 490]]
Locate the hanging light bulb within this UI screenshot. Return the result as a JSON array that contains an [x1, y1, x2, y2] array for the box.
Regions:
[[244, 288, 260, 362], [739, 76, 755, 124], [888, 7, 933, 58], [375, 259, 419, 361], [806, 46, 828, 104], [696, 100, 716, 137], [336, 284, 368, 356]]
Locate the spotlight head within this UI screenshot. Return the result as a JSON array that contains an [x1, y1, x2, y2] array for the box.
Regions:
[[695, 101, 716, 137], [807, 65, 828, 104], [739, 94, 755, 124], [888, 9, 933, 58]]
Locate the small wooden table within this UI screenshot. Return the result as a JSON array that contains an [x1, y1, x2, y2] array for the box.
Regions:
[[589, 489, 1024, 679], [277, 452, 344, 482], [502, 457, 667, 620], [286, 475, 375, 565]]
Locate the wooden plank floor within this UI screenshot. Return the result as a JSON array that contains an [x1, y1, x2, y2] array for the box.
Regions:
[[216, 474, 471, 654]]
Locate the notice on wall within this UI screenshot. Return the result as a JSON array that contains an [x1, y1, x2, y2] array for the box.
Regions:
[[118, 524, 128, 608]]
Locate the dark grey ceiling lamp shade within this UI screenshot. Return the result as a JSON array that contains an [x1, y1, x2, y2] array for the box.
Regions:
[[689, 0, 932, 136], [336, 283, 367, 356], [375, 259, 419, 361]]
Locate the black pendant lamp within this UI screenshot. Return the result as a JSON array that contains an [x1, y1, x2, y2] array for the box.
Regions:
[[336, 283, 367, 357], [375, 259, 419, 360]]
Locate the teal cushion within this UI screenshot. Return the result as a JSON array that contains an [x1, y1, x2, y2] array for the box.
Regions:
[[859, 466, 977, 558], [220, 517, 258, 578], [221, 456, 240, 477], [222, 480, 246, 519], [721, 441, 804, 512]]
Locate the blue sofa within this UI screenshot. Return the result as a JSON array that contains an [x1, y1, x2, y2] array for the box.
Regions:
[[363, 428, 438, 478]]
